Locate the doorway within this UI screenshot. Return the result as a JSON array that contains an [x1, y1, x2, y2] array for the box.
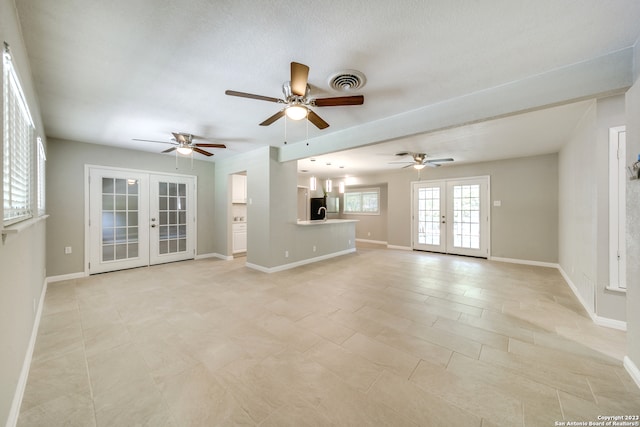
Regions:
[[87, 166, 196, 274], [412, 176, 489, 258]]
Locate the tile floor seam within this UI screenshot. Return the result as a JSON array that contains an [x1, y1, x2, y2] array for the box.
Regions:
[[75, 292, 99, 427]]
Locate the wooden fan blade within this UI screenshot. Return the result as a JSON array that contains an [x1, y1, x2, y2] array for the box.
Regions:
[[426, 158, 454, 163], [133, 138, 173, 145], [259, 110, 286, 126], [194, 143, 226, 149], [193, 147, 214, 157], [307, 110, 329, 129], [162, 147, 176, 153], [314, 95, 364, 107], [225, 90, 281, 103], [290, 62, 309, 97]]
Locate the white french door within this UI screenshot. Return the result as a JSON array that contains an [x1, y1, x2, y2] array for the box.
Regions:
[[87, 167, 196, 274], [412, 177, 489, 258]]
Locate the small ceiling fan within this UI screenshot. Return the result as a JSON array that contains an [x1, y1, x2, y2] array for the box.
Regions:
[[389, 152, 454, 169], [133, 132, 226, 157], [225, 62, 364, 129]]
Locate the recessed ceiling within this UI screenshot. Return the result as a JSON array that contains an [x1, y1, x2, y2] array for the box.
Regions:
[[14, 1, 640, 175]]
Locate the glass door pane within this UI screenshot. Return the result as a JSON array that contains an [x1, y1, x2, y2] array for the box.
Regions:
[[149, 174, 194, 265], [101, 177, 140, 261], [451, 184, 481, 250], [412, 182, 446, 253], [89, 168, 149, 274]]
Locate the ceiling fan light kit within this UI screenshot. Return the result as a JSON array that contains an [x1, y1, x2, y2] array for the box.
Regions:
[[285, 104, 308, 120], [176, 146, 193, 155]]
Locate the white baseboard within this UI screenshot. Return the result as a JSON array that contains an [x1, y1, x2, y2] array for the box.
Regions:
[[6, 279, 48, 427], [246, 248, 357, 273], [594, 315, 627, 331], [490, 256, 559, 269], [46, 271, 86, 283], [558, 266, 627, 331], [194, 252, 228, 260], [624, 356, 640, 390], [386, 245, 412, 251], [195, 252, 233, 261], [355, 238, 387, 245]]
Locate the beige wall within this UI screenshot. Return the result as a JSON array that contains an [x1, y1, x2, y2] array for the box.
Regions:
[[344, 153, 559, 262], [46, 138, 216, 277], [0, 0, 48, 424]]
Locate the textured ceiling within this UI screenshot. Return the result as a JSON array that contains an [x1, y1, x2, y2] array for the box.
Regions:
[[14, 0, 640, 177]]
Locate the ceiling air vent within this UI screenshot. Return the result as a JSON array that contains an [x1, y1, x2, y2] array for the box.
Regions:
[[327, 70, 367, 92]]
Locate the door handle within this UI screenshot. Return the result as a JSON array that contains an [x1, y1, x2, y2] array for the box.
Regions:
[[151, 224, 157, 228]]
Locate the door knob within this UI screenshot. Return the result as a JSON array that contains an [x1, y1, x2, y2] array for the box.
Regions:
[[151, 224, 157, 228], [151, 218, 156, 221]]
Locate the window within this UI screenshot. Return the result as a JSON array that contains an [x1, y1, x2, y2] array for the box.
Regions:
[[3, 43, 36, 226], [344, 188, 380, 214], [37, 137, 46, 216]]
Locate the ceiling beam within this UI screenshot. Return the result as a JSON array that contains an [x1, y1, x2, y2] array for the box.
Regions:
[[279, 47, 633, 163]]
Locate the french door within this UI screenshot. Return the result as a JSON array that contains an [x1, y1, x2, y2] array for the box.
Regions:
[[87, 167, 196, 274], [412, 177, 489, 258]]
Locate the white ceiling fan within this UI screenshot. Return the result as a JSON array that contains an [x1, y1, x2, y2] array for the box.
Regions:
[[389, 152, 454, 169]]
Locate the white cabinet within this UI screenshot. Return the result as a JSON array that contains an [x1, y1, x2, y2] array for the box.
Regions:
[[232, 174, 247, 204], [232, 223, 247, 253]]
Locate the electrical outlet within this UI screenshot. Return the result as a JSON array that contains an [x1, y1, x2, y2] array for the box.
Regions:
[[312, 245, 316, 252], [367, 232, 371, 236], [285, 250, 289, 258], [64, 246, 72, 254]]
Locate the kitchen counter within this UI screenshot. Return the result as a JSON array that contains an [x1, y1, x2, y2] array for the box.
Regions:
[[296, 219, 359, 226]]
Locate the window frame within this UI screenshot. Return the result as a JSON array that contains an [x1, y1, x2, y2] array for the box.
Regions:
[[343, 187, 381, 215]]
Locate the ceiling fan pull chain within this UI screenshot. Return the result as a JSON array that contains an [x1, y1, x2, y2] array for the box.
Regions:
[[284, 113, 288, 145]]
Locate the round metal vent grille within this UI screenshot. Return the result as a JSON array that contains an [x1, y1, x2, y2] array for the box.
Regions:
[[327, 70, 367, 91]]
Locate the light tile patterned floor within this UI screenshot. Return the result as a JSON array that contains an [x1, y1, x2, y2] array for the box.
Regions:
[[18, 244, 640, 426]]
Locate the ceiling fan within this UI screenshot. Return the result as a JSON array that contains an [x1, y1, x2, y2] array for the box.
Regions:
[[133, 132, 226, 157], [389, 152, 454, 169], [225, 61, 364, 129]]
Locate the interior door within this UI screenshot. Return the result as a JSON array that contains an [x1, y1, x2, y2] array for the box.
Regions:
[[149, 175, 195, 265], [412, 177, 489, 258], [89, 168, 149, 273], [88, 167, 195, 274]]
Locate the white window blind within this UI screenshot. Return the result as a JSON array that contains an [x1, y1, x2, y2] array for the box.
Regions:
[[3, 43, 35, 225]]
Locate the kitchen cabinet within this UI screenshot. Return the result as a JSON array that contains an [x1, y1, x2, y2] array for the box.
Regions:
[[232, 174, 247, 204], [232, 223, 247, 253]]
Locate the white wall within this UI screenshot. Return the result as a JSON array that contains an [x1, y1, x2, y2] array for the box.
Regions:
[[0, 0, 48, 424], [625, 39, 640, 381]]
